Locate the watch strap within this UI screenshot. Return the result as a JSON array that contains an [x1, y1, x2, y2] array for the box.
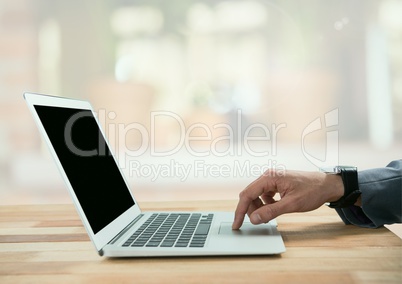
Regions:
[[328, 166, 361, 208]]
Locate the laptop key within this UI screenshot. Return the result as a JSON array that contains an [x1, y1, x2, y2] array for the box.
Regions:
[[189, 243, 204, 247], [194, 223, 211, 235], [146, 241, 161, 247]]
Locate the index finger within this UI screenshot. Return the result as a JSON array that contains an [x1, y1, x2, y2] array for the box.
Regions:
[[232, 174, 276, 229]]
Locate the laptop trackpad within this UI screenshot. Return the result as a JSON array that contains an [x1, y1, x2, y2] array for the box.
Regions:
[[218, 222, 274, 236]]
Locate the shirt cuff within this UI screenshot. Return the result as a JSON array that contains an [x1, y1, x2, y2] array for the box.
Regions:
[[335, 206, 379, 228]]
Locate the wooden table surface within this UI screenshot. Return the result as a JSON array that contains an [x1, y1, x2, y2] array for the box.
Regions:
[[0, 200, 401, 283]]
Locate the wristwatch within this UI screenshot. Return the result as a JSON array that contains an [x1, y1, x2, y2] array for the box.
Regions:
[[320, 166, 361, 208]]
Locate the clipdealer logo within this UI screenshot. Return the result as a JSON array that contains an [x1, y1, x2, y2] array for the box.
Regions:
[[92, 109, 286, 162], [128, 159, 284, 182], [63, 108, 339, 181], [301, 108, 339, 168]]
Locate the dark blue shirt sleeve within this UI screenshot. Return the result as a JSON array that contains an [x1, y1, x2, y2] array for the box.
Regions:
[[335, 160, 402, 228]]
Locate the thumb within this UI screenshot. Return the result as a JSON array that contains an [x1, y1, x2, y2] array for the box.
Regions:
[[249, 201, 289, 224]]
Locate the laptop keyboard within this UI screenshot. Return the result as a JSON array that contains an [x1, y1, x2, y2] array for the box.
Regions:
[[122, 213, 214, 248]]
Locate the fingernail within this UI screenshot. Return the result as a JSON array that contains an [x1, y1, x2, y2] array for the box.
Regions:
[[251, 213, 262, 224]]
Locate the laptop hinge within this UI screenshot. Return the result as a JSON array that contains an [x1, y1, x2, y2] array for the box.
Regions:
[[108, 214, 144, 245]]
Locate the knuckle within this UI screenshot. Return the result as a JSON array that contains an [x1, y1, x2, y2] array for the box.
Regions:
[[238, 190, 247, 199]]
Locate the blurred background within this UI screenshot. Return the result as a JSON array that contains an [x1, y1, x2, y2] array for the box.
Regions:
[[0, 0, 401, 205]]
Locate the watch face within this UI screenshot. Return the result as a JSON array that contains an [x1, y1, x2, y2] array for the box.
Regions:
[[319, 166, 340, 174], [320, 166, 356, 174], [333, 166, 342, 174]]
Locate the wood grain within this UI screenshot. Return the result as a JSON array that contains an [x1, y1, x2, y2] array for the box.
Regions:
[[0, 200, 401, 284]]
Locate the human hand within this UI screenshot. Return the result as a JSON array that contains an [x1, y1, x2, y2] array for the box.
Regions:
[[232, 169, 344, 229]]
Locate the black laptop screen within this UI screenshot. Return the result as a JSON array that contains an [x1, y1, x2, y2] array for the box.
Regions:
[[34, 105, 135, 234]]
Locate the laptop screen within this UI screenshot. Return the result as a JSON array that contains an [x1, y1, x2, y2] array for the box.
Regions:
[[34, 105, 135, 234]]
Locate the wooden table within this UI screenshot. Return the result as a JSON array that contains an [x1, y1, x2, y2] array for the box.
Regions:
[[0, 200, 401, 283]]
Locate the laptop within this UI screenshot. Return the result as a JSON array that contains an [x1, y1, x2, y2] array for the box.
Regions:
[[24, 92, 286, 257]]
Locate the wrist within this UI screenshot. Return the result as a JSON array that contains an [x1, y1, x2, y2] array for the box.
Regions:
[[321, 166, 361, 208], [324, 174, 344, 203]]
